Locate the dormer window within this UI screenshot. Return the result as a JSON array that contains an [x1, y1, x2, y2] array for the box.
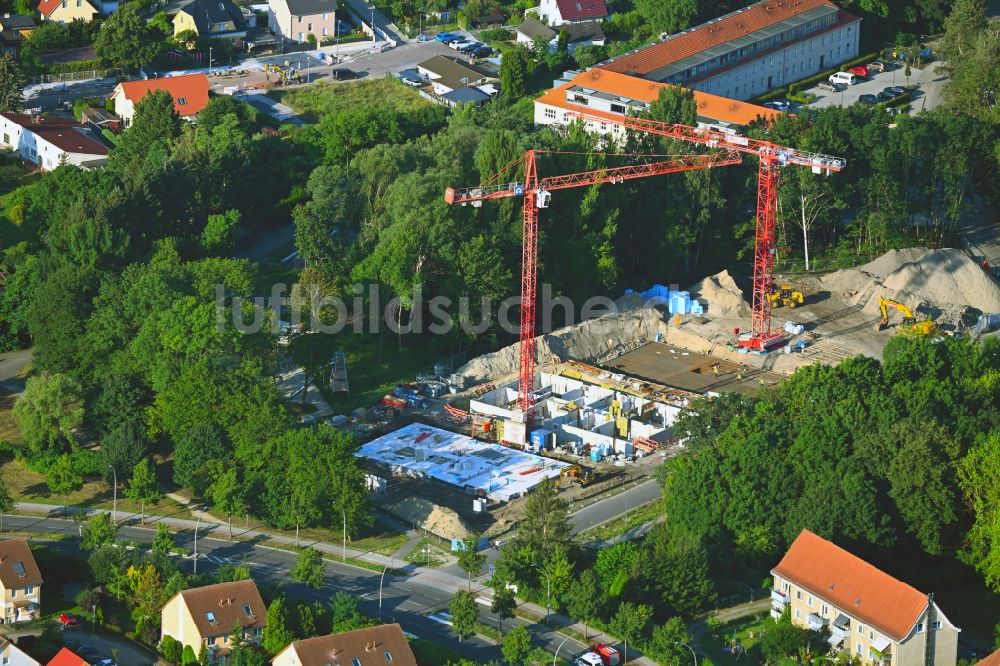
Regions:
[[178, 98, 188, 105], [207, 611, 217, 623], [243, 604, 253, 616]]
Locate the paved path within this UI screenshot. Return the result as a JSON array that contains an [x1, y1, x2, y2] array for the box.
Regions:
[[0, 349, 32, 394]]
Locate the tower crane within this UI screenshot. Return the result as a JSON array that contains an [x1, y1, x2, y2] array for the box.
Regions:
[[444, 149, 743, 420], [565, 110, 847, 351]]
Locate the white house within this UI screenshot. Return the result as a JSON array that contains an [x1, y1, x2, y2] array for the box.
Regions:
[[110, 73, 210, 128], [0, 113, 108, 171], [534, 0, 607, 27], [514, 17, 605, 54], [0, 636, 39, 666], [267, 0, 337, 43]]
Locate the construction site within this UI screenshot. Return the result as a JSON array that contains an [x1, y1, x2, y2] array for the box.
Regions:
[[342, 108, 1000, 544]]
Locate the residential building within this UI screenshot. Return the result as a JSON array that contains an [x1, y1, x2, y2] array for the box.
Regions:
[[160, 580, 267, 664], [416, 55, 497, 96], [271, 624, 416, 666], [771, 529, 959, 666], [267, 0, 336, 43], [0, 541, 42, 625], [534, 0, 607, 27], [45, 648, 85, 666], [110, 74, 211, 128], [596, 0, 861, 101], [0, 14, 36, 57], [80, 107, 121, 133], [977, 649, 1000, 666], [36, 0, 98, 24], [173, 0, 248, 43], [533, 68, 779, 140], [0, 635, 40, 666], [514, 17, 605, 54]]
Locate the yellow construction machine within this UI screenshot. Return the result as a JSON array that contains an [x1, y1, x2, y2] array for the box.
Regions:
[[875, 296, 937, 335], [767, 284, 805, 309], [559, 464, 595, 487]]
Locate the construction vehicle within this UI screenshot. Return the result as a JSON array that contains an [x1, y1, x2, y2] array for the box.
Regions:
[[767, 284, 804, 309], [559, 463, 595, 487], [575, 644, 621, 666], [875, 296, 937, 335]]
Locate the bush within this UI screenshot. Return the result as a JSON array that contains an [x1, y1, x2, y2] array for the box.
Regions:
[[479, 27, 511, 43], [160, 635, 182, 664]]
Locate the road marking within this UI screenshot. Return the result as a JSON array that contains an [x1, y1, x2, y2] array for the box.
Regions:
[[427, 613, 453, 626], [476, 597, 492, 606]]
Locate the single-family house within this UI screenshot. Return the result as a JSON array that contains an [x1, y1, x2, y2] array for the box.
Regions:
[[267, 0, 336, 43], [0, 541, 42, 625], [977, 649, 1000, 666], [46, 648, 86, 666], [0, 14, 35, 56], [0, 635, 40, 666], [416, 55, 497, 96], [535, 0, 607, 27], [160, 580, 267, 664], [515, 17, 605, 54], [110, 73, 211, 128], [80, 107, 121, 133], [173, 0, 248, 43], [771, 529, 959, 666], [271, 624, 417, 666], [36, 0, 98, 23], [534, 68, 779, 139], [596, 0, 861, 101]]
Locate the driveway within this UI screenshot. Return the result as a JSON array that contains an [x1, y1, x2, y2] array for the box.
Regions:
[[0, 349, 32, 394], [801, 62, 946, 112], [62, 627, 165, 666]]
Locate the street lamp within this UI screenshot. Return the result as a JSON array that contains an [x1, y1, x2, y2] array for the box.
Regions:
[[378, 561, 390, 619], [675, 641, 698, 666], [341, 506, 347, 562], [553, 635, 571, 666], [208, 46, 213, 77], [107, 465, 117, 525], [371, 7, 375, 42], [193, 515, 201, 574], [530, 563, 552, 623]]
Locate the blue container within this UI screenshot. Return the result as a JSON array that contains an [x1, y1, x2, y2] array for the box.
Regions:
[[591, 448, 602, 462], [529, 429, 553, 447]]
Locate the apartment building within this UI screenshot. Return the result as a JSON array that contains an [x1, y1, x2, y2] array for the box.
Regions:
[[772, 530, 959, 666], [533, 68, 780, 139], [597, 0, 861, 101], [160, 580, 267, 664], [0, 541, 42, 625]]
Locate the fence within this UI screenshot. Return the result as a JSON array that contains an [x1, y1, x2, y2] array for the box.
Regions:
[[28, 68, 124, 84]]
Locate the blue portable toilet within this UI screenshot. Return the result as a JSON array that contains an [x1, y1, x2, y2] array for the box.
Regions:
[[530, 429, 554, 451]]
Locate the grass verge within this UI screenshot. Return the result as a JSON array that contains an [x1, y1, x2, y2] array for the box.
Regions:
[[578, 499, 665, 541]]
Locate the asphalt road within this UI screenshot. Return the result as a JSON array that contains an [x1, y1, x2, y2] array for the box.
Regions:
[[0, 349, 32, 394], [569, 478, 663, 534]]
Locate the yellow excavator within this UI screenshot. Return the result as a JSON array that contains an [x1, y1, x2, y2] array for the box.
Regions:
[[875, 296, 937, 335], [559, 464, 595, 487], [767, 284, 805, 309]]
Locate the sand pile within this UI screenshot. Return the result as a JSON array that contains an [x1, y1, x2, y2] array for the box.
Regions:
[[822, 248, 1000, 317], [688, 270, 751, 318], [389, 497, 469, 540]]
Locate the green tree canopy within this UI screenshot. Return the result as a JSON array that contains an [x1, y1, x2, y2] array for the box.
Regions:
[[94, 2, 161, 68], [13, 372, 84, 459]]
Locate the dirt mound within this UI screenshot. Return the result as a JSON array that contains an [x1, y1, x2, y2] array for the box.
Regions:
[[389, 497, 469, 540], [822, 248, 1000, 319], [687, 270, 751, 318]]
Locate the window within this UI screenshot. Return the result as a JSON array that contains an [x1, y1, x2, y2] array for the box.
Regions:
[[2, 134, 8, 144], [224, 635, 230, 644], [858, 624, 864, 635], [178, 97, 188, 105], [207, 612, 217, 623], [298, 32, 304, 40], [307, 22, 312, 30], [3, 656, 9, 665], [25, 586, 33, 595], [244, 604, 254, 617], [610, 103, 625, 114], [297, 15, 302, 22], [917, 623, 924, 632], [856, 645, 863, 655], [352, 660, 362, 666], [869, 631, 875, 640], [9, 589, 15, 598], [322, 11, 328, 18], [795, 609, 801, 619], [322, 27, 327, 35], [932, 621, 942, 630], [796, 591, 802, 600], [385, 652, 394, 663], [821, 604, 829, 617], [807, 596, 813, 607]]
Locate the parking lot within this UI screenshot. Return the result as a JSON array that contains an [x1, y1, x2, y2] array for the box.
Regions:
[[800, 61, 946, 111]]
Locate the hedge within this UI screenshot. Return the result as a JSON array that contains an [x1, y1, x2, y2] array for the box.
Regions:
[[751, 51, 880, 104], [48, 59, 102, 74]]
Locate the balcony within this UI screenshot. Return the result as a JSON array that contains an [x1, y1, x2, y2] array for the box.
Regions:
[[806, 613, 825, 631], [770, 589, 789, 614]]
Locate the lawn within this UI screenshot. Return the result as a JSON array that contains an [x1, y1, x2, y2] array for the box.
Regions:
[[0, 167, 41, 248], [579, 499, 665, 541], [0, 390, 21, 445], [269, 78, 432, 122], [404, 537, 449, 568], [701, 614, 773, 666]]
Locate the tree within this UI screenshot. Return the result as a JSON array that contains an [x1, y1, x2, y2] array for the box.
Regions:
[[450, 590, 479, 642], [610, 602, 653, 655], [959, 431, 1000, 591], [201, 209, 241, 254], [82, 511, 119, 550], [649, 617, 690, 665], [594, 542, 638, 597], [498, 48, 527, 99], [457, 534, 487, 589], [292, 165, 352, 275], [94, 2, 160, 68], [86, 373, 147, 438], [543, 549, 573, 611], [160, 635, 183, 664], [126, 563, 164, 640], [208, 467, 246, 539], [100, 416, 149, 484], [291, 547, 325, 589], [182, 645, 198, 666], [329, 591, 367, 633], [125, 458, 162, 524], [261, 596, 296, 655], [172, 422, 228, 495], [0, 475, 13, 532], [151, 523, 174, 557], [490, 585, 516, 634], [13, 372, 84, 459], [634, 0, 697, 34], [110, 89, 181, 174], [759, 614, 811, 662], [501, 624, 532, 666], [566, 570, 600, 640], [635, 526, 717, 615], [517, 478, 573, 562], [46, 455, 83, 516], [0, 54, 24, 113], [940, 0, 988, 60]]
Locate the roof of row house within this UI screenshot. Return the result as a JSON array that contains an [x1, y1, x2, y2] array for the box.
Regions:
[[535, 67, 779, 127], [116, 73, 210, 117], [275, 624, 417, 666], [552, 0, 607, 22], [282, 0, 337, 17], [169, 580, 267, 637], [417, 55, 495, 91], [0, 540, 43, 588], [772, 530, 931, 642], [599, 0, 848, 77]]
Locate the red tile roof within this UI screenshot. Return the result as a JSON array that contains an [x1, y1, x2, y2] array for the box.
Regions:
[[46, 648, 87, 666], [600, 0, 843, 77], [978, 649, 1000, 666], [37, 0, 94, 17], [554, 0, 607, 21], [116, 74, 210, 117], [772, 530, 930, 641], [535, 68, 779, 127]]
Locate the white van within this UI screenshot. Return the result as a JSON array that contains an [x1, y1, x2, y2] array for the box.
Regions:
[[829, 71, 857, 86]]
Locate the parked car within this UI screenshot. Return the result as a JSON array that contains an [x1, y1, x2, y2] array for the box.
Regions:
[[398, 73, 421, 86], [817, 81, 842, 92], [829, 71, 856, 86], [434, 31, 457, 41], [848, 65, 869, 78], [878, 87, 905, 100], [417, 33, 432, 41], [58, 613, 79, 627], [883, 85, 906, 96], [867, 60, 889, 72], [330, 68, 356, 80], [858, 94, 879, 105], [449, 39, 473, 49], [763, 100, 791, 112], [471, 45, 493, 58], [458, 42, 482, 54], [440, 34, 463, 43]]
